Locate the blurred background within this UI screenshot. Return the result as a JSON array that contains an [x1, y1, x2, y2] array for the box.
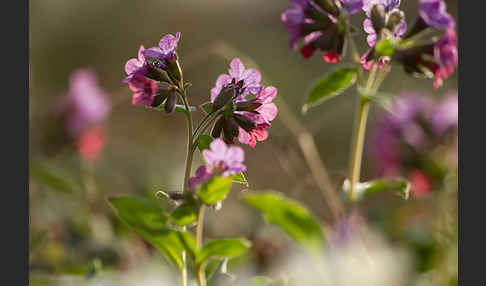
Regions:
[[29, 0, 458, 285]]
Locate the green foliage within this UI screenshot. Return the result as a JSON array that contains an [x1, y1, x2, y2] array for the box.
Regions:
[[303, 68, 357, 112], [198, 176, 233, 204], [197, 135, 214, 152], [375, 39, 395, 57], [197, 238, 251, 265], [30, 163, 77, 194], [170, 202, 198, 226], [232, 172, 249, 187], [243, 191, 325, 252], [343, 177, 410, 201], [108, 196, 187, 269]]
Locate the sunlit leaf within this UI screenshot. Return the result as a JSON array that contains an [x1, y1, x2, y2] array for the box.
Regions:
[[198, 176, 233, 205], [375, 39, 395, 57], [342, 177, 410, 200], [303, 68, 357, 112], [170, 202, 198, 226], [197, 238, 251, 265], [108, 196, 185, 269], [244, 191, 325, 251], [197, 135, 214, 152]]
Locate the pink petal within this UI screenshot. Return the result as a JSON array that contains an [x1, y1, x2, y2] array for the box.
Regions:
[[257, 86, 277, 103], [229, 58, 245, 79], [137, 45, 146, 61], [258, 102, 278, 122]]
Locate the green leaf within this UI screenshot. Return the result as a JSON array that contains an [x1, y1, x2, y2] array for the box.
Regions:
[[169, 202, 198, 226], [198, 176, 233, 205], [200, 102, 213, 115], [375, 39, 395, 57], [197, 135, 214, 152], [244, 191, 325, 251], [108, 196, 185, 269], [177, 231, 198, 259], [197, 238, 251, 265], [30, 163, 77, 194], [232, 173, 249, 187], [342, 177, 410, 200], [149, 103, 196, 113], [303, 68, 357, 112]]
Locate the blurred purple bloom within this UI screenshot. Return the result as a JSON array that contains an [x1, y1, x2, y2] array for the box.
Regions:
[[370, 92, 458, 176], [210, 58, 262, 102], [59, 69, 111, 137], [340, 0, 363, 14], [142, 32, 181, 61], [123, 45, 149, 83], [362, 0, 400, 17], [129, 74, 158, 107], [433, 28, 458, 88], [189, 139, 246, 190], [419, 0, 455, 29], [281, 0, 310, 49]]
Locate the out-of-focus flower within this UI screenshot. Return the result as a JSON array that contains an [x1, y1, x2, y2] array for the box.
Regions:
[[370, 92, 458, 198], [58, 69, 111, 137], [188, 139, 246, 190], [210, 58, 262, 102], [281, 0, 349, 63], [419, 0, 455, 29], [77, 126, 106, 162], [362, 0, 400, 17], [129, 74, 158, 107], [209, 58, 278, 147], [123, 45, 149, 83], [432, 29, 458, 89]]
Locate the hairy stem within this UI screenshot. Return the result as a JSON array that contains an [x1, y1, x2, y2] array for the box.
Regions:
[[195, 206, 207, 286], [180, 91, 194, 286]]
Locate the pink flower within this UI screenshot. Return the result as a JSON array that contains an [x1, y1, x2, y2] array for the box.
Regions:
[[236, 86, 278, 147], [188, 139, 246, 190], [123, 45, 149, 83], [58, 68, 111, 137], [77, 126, 106, 162], [129, 74, 158, 107], [210, 58, 262, 102]]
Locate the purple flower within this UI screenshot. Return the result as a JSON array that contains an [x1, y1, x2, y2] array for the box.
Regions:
[[433, 28, 458, 88], [128, 74, 158, 107], [58, 68, 111, 137], [370, 92, 458, 178], [362, 0, 400, 17], [123, 45, 149, 83], [363, 17, 406, 47], [340, 0, 363, 14], [419, 0, 455, 29], [281, 0, 347, 62], [210, 58, 262, 102], [142, 32, 181, 61], [188, 139, 246, 190]]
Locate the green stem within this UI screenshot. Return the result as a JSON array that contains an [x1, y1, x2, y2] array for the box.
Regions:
[[195, 206, 207, 286], [180, 90, 194, 286]]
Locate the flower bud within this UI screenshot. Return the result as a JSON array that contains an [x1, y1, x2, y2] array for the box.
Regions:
[[235, 99, 262, 113], [386, 9, 405, 34], [164, 90, 177, 114], [233, 114, 257, 132], [314, 0, 340, 17], [165, 53, 183, 86], [146, 59, 172, 83], [370, 5, 386, 34], [222, 116, 239, 143], [212, 84, 235, 112], [211, 116, 225, 138]]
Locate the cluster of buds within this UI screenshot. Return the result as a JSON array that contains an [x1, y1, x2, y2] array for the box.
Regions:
[[281, 0, 363, 63], [209, 59, 278, 147], [123, 33, 184, 113]]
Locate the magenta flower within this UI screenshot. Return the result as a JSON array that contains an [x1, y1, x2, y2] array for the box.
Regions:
[[58, 68, 111, 137], [340, 0, 363, 14], [142, 32, 181, 62], [129, 74, 158, 107], [370, 92, 458, 197], [419, 0, 455, 30], [433, 29, 458, 88], [237, 86, 278, 147], [281, 0, 348, 62], [188, 139, 246, 190], [210, 58, 262, 102], [123, 45, 149, 83]]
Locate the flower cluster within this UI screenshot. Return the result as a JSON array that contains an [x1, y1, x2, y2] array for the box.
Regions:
[[123, 33, 183, 113], [209, 58, 278, 147], [57, 69, 111, 162], [188, 139, 246, 190], [370, 92, 458, 198]]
